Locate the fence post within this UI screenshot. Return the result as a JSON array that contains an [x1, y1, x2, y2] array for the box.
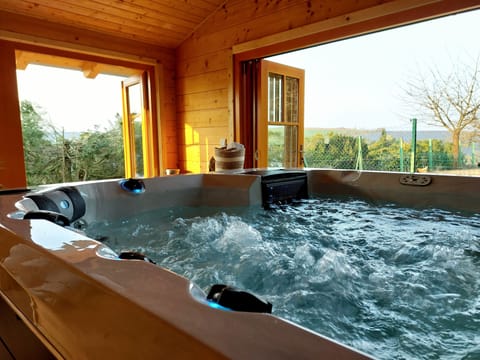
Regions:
[[459, 141, 463, 168], [410, 118, 417, 173], [399, 138, 404, 172], [472, 143, 476, 167], [355, 135, 363, 170], [428, 139, 433, 171]]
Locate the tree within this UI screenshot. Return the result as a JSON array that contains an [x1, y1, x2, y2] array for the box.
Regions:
[[304, 132, 368, 169], [21, 101, 125, 186], [267, 128, 285, 167], [366, 129, 400, 171], [20, 100, 63, 186], [415, 139, 454, 170], [404, 57, 480, 167], [70, 122, 125, 181]]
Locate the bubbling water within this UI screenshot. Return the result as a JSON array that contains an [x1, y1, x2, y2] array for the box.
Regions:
[[87, 198, 480, 359]]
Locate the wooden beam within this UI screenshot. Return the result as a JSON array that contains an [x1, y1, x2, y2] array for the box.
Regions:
[[15, 50, 29, 70], [82, 61, 99, 79], [233, 0, 480, 55], [0, 10, 171, 64], [0, 41, 27, 189]]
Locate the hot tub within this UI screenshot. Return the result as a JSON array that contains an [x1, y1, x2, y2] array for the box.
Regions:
[[1, 169, 479, 359]]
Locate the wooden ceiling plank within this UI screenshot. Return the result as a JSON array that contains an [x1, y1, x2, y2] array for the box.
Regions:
[[18, 0, 191, 39], [101, 0, 209, 24], [191, 0, 386, 40], [0, 0, 228, 48], [146, 0, 221, 18], [6, 1, 183, 47], [82, 0, 202, 31]]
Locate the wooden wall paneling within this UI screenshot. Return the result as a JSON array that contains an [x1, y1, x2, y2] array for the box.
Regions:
[[165, 142, 179, 172], [176, 84, 229, 172], [164, 112, 179, 170], [176, 33, 236, 171], [177, 70, 229, 95], [177, 50, 232, 172], [182, 127, 229, 146], [155, 56, 177, 173], [176, 89, 229, 113], [165, 116, 178, 151], [158, 67, 178, 172], [177, 49, 231, 78], [176, 49, 233, 172], [0, 42, 27, 189], [181, 108, 230, 128], [178, 128, 230, 173], [226, 46, 235, 148]]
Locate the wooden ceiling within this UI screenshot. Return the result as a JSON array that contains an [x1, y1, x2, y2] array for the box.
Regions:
[[0, 0, 226, 49]]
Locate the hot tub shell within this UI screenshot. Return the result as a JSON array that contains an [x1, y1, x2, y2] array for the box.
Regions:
[[1, 169, 479, 359]]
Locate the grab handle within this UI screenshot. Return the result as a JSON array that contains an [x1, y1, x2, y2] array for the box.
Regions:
[[207, 284, 272, 313], [23, 210, 71, 227]]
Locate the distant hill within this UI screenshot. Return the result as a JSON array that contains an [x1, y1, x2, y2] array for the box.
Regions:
[[304, 128, 451, 143], [64, 131, 81, 139]]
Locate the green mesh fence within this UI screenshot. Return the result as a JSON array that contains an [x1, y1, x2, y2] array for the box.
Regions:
[[302, 131, 480, 173]]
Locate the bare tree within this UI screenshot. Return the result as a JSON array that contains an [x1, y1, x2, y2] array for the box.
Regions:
[[404, 57, 480, 167]]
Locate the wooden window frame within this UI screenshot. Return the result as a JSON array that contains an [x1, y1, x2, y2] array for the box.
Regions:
[[122, 71, 160, 178], [258, 60, 305, 168], [2, 41, 161, 187]]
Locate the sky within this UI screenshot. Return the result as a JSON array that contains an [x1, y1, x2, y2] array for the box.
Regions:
[[269, 8, 480, 130], [16, 66, 126, 132], [16, 8, 480, 132]]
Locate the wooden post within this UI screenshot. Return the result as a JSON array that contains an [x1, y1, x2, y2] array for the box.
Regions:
[[428, 139, 433, 171], [399, 138, 404, 172], [410, 118, 417, 173], [0, 41, 27, 189]]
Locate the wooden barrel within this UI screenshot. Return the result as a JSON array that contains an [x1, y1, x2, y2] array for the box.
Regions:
[[214, 147, 245, 172]]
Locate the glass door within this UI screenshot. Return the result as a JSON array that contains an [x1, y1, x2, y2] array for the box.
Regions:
[[258, 60, 305, 168], [121, 73, 156, 178]]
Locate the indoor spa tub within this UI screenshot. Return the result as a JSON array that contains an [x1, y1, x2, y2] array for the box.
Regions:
[[1, 169, 479, 359]]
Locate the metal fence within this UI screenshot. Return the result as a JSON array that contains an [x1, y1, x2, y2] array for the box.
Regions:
[[303, 132, 480, 174]]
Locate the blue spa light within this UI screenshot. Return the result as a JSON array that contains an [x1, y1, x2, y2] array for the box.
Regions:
[[206, 301, 232, 311], [119, 178, 146, 194]]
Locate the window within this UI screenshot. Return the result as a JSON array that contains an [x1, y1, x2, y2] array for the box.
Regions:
[[240, 59, 305, 168], [16, 50, 159, 186]]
